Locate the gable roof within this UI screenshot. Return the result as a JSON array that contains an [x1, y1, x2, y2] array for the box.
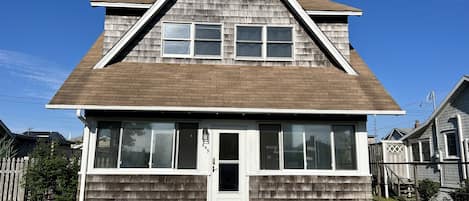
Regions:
[[0, 120, 15, 139], [383, 128, 412, 140], [401, 76, 469, 141], [90, 0, 362, 12], [47, 34, 403, 115], [92, 0, 358, 76]]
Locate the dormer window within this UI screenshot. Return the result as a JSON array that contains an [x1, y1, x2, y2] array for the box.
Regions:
[[236, 25, 293, 60], [162, 22, 222, 58]]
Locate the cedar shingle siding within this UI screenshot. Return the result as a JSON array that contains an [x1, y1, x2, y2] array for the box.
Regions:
[[103, 0, 347, 67], [85, 175, 207, 200], [250, 176, 372, 200]]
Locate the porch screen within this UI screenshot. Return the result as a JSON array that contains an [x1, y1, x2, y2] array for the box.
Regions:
[[334, 125, 357, 170], [94, 122, 121, 168], [259, 124, 280, 170]]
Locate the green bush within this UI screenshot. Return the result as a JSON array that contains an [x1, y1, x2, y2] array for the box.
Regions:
[[417, 179, 440, 201], [23, 142, 79, 201], [451, 179, 469, 200]]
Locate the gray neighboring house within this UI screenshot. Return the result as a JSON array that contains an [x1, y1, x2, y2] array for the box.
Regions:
[[401, 75, 469, 190], [383, 128, 413, 141]]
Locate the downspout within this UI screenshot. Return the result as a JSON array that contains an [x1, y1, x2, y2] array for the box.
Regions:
[[435, 118, 444, 185], [457, 114, 467, 180], [77, 109, 90, 201]]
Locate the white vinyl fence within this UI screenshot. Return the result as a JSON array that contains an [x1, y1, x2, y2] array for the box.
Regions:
[[0, 158, 29, 201]]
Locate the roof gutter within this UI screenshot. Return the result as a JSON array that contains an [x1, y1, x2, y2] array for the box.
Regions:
[[47, 104, 406, 115]]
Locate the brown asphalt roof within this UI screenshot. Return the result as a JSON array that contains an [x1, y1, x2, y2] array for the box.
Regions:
[[90, 0, 362, 12], [49, 35, 401, 112]]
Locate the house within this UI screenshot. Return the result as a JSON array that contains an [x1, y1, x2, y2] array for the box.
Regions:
[[399, 75, 469, 190], [383, 128, 413, 141], [0, 120, 73, 157], [46, 0, 404, 200]]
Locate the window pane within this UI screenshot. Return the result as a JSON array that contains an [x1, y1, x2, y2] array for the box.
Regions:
[[334, 126, 356, 170], [220, 133, 238, 160], [446, 132, 458, 156], [283, 125, 304, 169], [237, 26, 262, 41], [151, 123, 174, 168], [219, 164, 239, 191], [121, 122, 152, 168], [177, 123, 198, 169], [267, 27, 292, 41], [305, 125, 331, 170], [164, 23, 190, 39], [163, 40, 190, 55], [236, 43, 262, 57], [94, 122, 120, 168], [196, 24, 221, 40], [421, 141, 431, 161], [411, 143, 420, 162], [259, 124, 280, 170], [195, 41, 221, 56], [267, 43, 292, 57]]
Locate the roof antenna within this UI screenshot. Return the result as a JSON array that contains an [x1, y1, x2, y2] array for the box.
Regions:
[[426, 90, 437, 111]]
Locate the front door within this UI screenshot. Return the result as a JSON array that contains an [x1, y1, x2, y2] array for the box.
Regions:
[[210, 128, 247, 201]]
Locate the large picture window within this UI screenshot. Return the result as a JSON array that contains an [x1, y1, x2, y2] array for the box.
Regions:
[[163, 22, 222, 58], [259, 124, 355, 171], [94, 121, 199, 169], [236, 25, 293, 60]]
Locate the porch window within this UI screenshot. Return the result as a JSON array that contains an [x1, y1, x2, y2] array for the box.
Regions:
[[259, 124, 355, 170], [236, 25, 293, 59], [445, 131, 458, 158], [259, 124, 280, 170], [333, 126, 356, 170], [162, 23, 222, 58], [94, 122, 121, 168], [94, 121, 199, 169]]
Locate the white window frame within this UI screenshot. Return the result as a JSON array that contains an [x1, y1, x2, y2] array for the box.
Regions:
[[443, 130, 459, 159], [234, 24, 294, 61], [410, 139, 432, 162], [161, 22, 223, 59], [89, 120, 202, 174], [258, 123, 357, 172]]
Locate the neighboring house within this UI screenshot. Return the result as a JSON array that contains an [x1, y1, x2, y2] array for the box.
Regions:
[[47, 0, 403, 200], [0, 120, 72, 157], [400, 75, 469, 190], [383, 128, 413, 141]]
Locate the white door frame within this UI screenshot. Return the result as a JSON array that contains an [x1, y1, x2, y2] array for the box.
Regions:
[[209, 125, 249, 201]]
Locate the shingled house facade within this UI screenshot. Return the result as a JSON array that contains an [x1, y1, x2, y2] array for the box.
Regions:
[[47, 0, 403, 200]]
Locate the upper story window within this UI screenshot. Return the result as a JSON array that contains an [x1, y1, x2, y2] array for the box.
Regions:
[[411, 140, 431, 162], [162, 23, 222, 58], [236, 25, 293, 60], [94, 121, 199, 169], [259, 124, 356, 171]]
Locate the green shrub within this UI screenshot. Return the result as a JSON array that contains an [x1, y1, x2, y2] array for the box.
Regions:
[[0, 136, 17, 158], [451, 179, 469, 200], [417, 179, 440, 201], [23, 142, 79, 201]]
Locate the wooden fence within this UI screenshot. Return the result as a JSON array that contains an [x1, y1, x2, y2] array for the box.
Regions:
[[0, 158, 29, 201]]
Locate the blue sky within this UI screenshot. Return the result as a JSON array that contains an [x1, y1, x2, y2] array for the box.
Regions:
[[0, 1, 467, 138]]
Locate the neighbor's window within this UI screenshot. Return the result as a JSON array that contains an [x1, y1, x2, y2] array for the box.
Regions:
[[445, 131, 458, 158], [259, 124, 280, 170], [94, 121, 199, 169], [260, 124, 354, 170], [163, 23, 222, 57], [421, 141, 431, 162], [94, 122, 121, 168], [411, 143, 420, 162], [236, 25, 293, 59]]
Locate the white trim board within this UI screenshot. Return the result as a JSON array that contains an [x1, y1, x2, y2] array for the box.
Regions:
[[46, 104, 405, 115], [92, 0, 359, 75], [91, 2, 363, 16], [93, 0, 170, 69]]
